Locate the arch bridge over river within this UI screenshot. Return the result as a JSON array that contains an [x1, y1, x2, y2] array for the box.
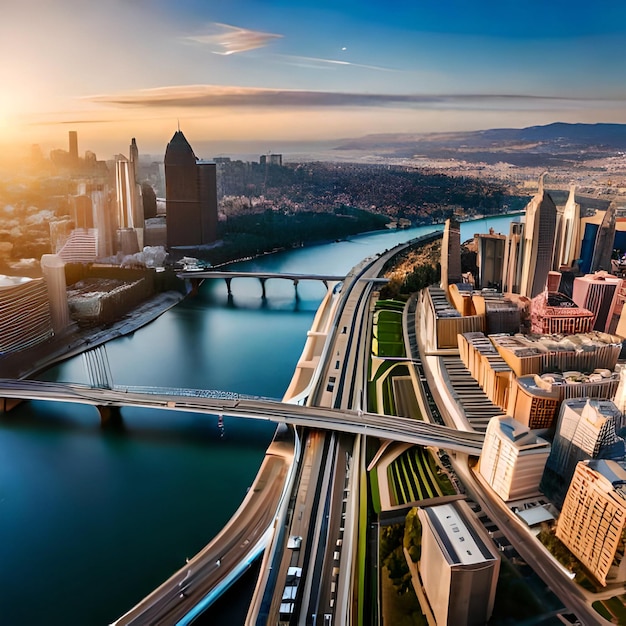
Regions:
[[177, 270, 345, 298]]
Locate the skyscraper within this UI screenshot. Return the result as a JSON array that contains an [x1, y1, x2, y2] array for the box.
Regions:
[[68, 130, 78, 164], [556, 460, 626, 586], [164, 130, 218, 248], [519, 174, 557, 298], [540, 398, 625, 507], [502, 221, 524, 294], [40, 254, 70, 333], [474, 230, 505, 289], [556, 185, 580, 269], [590, 202, 617, 273], [440, 217, 462, 291]]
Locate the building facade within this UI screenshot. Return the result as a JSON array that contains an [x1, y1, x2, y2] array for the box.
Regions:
[[556, 460, 626, 586], [479, 416, 551, 502], [418, 500, 500, 626], [164, 130, 218, 248], [519, 176, 557, 299], [0, 275, 54, 354], [540, 398, 625, 508]]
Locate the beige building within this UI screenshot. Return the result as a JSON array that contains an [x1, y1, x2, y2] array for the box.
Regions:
[[418, 500, 500, 626], [479, 416, 551, 502], [556, 460, 626, 586], [0, 275, 53, 354]]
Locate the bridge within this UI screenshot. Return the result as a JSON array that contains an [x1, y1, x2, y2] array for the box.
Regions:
[[0, 378, 484, 455], [176, 270, 345, 298]]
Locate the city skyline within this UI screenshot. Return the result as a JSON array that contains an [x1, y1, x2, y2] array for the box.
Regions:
[[2, 0, 626, 157]]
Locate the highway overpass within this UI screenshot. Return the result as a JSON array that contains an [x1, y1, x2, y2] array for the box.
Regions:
[[0, 378, 484, 455]]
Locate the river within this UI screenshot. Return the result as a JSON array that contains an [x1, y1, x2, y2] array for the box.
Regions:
[[0, 215, 516, 625]]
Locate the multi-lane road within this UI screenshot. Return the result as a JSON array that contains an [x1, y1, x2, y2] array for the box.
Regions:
[[0, 379, 485, 455]]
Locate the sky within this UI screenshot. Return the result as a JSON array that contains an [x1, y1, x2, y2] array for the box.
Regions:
[[2, 0, 626, 158]]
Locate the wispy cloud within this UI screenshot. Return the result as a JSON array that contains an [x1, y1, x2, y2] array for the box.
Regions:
[[184, 23, 282, 55], [87, 84, 612, 111], [272, 54, 399, 73]]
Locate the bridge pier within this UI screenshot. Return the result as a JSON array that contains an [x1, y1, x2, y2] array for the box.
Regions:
[[97, 405, 123, 429], [260, 278, 267, 299], [188, 277, 202, 296], [292, 279, 299, 299], [0, 397, 23, 412]]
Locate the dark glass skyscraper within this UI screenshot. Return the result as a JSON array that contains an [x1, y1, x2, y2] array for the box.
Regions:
[[164, 130, 217, 248]]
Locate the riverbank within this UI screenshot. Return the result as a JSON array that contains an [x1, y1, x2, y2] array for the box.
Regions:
[[0, 290, 184, 380]]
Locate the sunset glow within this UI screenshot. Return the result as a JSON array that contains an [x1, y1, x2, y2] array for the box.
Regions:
[[2, 0, 626, 158]]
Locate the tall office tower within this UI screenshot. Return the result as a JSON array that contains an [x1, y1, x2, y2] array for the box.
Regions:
[[502, 221, 525, 294], [71, 194, 94, 230], [558, 185, 580, 269], [68, 130, 78, 163], [572, 272, 622, 332], [91, 187, 114, 258], [129, 137, 139, 178], [164, 130, 218, 248], [440, 217, 462, 291], [519, 175, 557, 298], [475, 230, 506, 289], [115, 154, 143, 251], [40, 254, 70, 333], [590, 202, 617, 273], [552, 201, 565, 271], [479, 416, 551, 502], [556, 460, 626, 586], [540, 398, 625, 508], [417, 501, 500, 626]]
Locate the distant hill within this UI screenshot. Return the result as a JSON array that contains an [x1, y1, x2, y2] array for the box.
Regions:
[[335, 122, 626, 166]]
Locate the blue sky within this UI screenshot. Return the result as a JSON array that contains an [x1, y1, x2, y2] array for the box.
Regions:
[[1, 0, 625, 155]]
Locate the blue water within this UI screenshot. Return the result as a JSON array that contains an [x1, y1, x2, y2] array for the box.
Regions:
[[0, 216, 515, 625]]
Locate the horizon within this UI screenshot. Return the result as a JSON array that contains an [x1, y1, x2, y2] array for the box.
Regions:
[[2, 0, 626, 159]]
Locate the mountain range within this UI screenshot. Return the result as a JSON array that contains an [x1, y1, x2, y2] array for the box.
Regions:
[[335, 122, 626, 166]]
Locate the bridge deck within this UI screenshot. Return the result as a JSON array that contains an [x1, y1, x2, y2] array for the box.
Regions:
[[177, 270, 345, 281], [0, 379, 484, 455]]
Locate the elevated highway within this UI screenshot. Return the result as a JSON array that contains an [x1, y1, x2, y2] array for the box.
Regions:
[[0, 379, 484, 455]]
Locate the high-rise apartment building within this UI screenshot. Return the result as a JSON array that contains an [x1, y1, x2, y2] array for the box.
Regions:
[[164, 130, 218, 248], [556, 459, 626, 586], [418, 500, 500, 626], [519, 175, 557, 298], [572, 272, 622, 332], [479, 416, 551, 502], [540, 398, 625, 508]]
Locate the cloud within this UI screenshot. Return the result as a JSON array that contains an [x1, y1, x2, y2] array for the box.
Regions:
[[272, 54, 399, 73], [184, 23, 282, 55], [87, 84, 612, 111]]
